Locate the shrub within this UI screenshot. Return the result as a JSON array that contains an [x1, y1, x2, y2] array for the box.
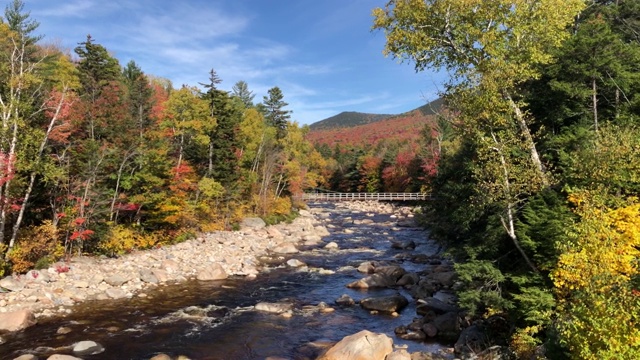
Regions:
[[7, 221, 64, 273]]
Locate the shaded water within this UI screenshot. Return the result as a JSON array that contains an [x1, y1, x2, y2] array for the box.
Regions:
[[0, 203, 450, 359]]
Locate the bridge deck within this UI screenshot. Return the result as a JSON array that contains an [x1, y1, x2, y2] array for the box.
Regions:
[[299, 192, 430, 202]]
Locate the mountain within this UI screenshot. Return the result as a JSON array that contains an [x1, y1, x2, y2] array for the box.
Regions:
[[306, 98, 443, 148], [309, 112, 393, 131]]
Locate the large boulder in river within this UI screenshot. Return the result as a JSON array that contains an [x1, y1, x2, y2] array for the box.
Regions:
[[372, 265, 406, 281], [270, 242, 299, 254], [360, 294, 408, 313], [0, 309, 36, 332], [318, 330, 393, 360], [416, 297, 457, 315], [240, 217, 266, 230], [346, 273, 396, 289]]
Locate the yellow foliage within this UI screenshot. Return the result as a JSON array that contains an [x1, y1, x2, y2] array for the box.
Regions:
[[7, 221, 64, 273], [510, 326, 543, 359], [98, 225, 162, 256], [552, 191, 640, 358], [270, 196, 292, 216]]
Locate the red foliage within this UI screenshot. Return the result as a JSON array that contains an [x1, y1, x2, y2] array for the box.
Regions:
[[46, 90, 77, 145], [70, 229, 94, 241]]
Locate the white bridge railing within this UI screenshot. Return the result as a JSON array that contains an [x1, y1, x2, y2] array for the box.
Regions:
[[299, 192, 431, 202]]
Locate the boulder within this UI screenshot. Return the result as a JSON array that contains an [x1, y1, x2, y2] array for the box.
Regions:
[[240, 217, 266, 230], [454, 324, 489, 356], [386, 349, 411, 360], [429, 271, 457, 287], [139, 268, 159, 283], [318, 330, 393, 360], [432, 311, 461, 341], [196, 263, 228, 281], [373, 265, 407, 281], [47, 355, 83, 360], [105, 273, 131, 286], [105, 288, 127, 299], [0, 276, 24, 291], [335, 294, 355, 306], [416, 297, 457, 315], [396, 273, 420, 286], [324, 241, 339, 250], [271, 242, 299, 254], [13, 354, 38, 360], [357, 261, 375, 273], [391, 240, 416, 250], [286, 259, 306, 267], [346, 273, 396, 289], [0, 309, 36, 332], [152, 269, 168, 282], [360, 294, 409, 313], [73, 340, 105, 356], [149, 354, 172, 360]]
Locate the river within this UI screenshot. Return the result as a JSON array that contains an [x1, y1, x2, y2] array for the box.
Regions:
[[0, 202, 451, 360]]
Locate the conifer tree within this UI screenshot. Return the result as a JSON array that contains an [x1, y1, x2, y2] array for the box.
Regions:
[[262, 86, 291, 140]]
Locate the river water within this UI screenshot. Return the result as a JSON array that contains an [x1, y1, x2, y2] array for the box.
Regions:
[[0, 203, 450, 360]]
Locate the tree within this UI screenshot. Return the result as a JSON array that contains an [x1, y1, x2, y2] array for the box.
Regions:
[[231, 80, 255, 108], [262, 86, 291, 139]]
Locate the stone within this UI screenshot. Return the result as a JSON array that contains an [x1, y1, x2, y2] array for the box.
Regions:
[[454, 324, 489, 356], [254, 302, 294, 314], [335, 294, 355, 306], [25, 270, 50, 282], [346, 273, 396, 289], [386, 349, 411, 360], [266, 227, 284, 239], [196, 263, 228, 281], [73, 340, 105, 356], [240, 217, 266, 230], [73, 280, 89, 288], [318, 330, 393, 360], [360, 295, 409, 313], [12, 355, 38, 360], [271, 242, 299, 254], [324, 241, 339, 250], [391, 240, 416, 250], [57, 326, 73, 334], [373, 265, 406, 281], [396, 273, 420, 286], [105, 273, 130, 286], [416, 297, 457, 315], [139, 269, 159, 283], [286, 259, 306, 267], [149, 354, 172, 360], [0, 276, 24, 291], [398, 330, 426, 341], [105, 288, 127, 299], [429, 271, 457, 287], [357, 261, 375, 274], [422, 323, 438, 337], [0, 309, 36, 332], [432, 312, 460, 341], [152, 269, 168, 282], [47, 355, 83, 360]]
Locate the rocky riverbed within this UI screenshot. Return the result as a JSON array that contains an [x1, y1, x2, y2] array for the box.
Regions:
[[0, 201, 504, 360]]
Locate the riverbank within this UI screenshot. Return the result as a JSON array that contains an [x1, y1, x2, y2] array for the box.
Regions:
[[0, 209, 331, 330]]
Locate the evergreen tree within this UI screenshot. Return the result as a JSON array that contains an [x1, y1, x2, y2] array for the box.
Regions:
[[74, 35, 121, 99], [123, 60, 153, 138], [262, 86, 291, 139], [231, 80, 255, 108]]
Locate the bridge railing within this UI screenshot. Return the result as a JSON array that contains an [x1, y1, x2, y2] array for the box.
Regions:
[[298, 192, 431, 202]]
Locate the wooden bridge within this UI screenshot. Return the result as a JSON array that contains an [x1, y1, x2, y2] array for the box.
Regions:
[[299, 192, 431, 202]]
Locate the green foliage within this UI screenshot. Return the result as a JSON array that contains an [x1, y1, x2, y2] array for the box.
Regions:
[[455, 260, 513, 316], [262, 86, 291, 139]]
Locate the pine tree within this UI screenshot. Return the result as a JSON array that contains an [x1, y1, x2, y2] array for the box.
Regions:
[[231, 80, 255, 109], [262, 86, 291, 140]]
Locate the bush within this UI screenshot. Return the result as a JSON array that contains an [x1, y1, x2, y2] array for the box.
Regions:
[[98, 225, 162, 257], [7, 221, 64, 273]]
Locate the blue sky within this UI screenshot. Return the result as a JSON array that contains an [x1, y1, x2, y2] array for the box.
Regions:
[[21, 0, 445, 125]]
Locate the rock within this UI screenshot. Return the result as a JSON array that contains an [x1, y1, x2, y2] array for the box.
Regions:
[[25, 270, 50, 282], [454, 324, 489, 356], [105, 288, 127, 299], [47, 355, 83, 360], [152, 269, 168, 282], [12, 355, 38, 360], [324, 241, 339, 250], [254, 302, 294, 314], [73, 340, 105, 356], [266, 227, 284, 239], [386, 349, 411, 360], [335, 294, 355, 306], [286, 259, 306, 267], [398, 330, 426, 341], [240, 217, 266, 230], [105, 273, 131, 286], [73, 280, 89, 288], [396, 273, 420, 286], [0, 276, 24, 291], [422, 322, 438, 337], [429, 271, 457, 288], [149, 354, 172, 360], [271, 242, 299, 254], [357, 261, 375, 274], [373, 265, 406, 281], [0, 309, 37, 332], [360, 295, 409, 313], [57, 326, 73, 334], [416, 297, 457, 315], [411, 280, 437, 299], [346, 273, 397, 289], [432, 312, 460, 341], [391, 240, 416, 250], [196, 263, 228, 281], [318, 330, 393, 360], [139, 268, 159, 283]]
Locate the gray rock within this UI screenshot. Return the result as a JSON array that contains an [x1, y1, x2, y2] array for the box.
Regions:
[[149, 354, 172, 360], [13, 354, 38, 360], [286, 259, 306, 267], [386, 349, 411, 360], [324, 241, 339, 249], [432, 311, 460, 341], [391, 240, 416, 250], [416, 297, 457, 315], [429, 271, 457, 287], [454, 324, 489, 356], [73, 340, 104, 356], [396, 273, 420, 286], [346, 273, 397, 289], [139, 269, 159, 283], [240, 217, 266, 230], [373, 265, 406, 281], [357, 261, 375, 273], [398, 330, 426, 341], [360, 294, 409, 313], [335, 294, 355, 306], [105, 288, 127, 299], [422, 322, 438, 337], [47, 355, 83, 360], [152, 269, 168, 282], [105, 273, 131, 286]]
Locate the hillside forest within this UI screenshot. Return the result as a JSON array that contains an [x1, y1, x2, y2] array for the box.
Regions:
[[2, 0, 640, 358]]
